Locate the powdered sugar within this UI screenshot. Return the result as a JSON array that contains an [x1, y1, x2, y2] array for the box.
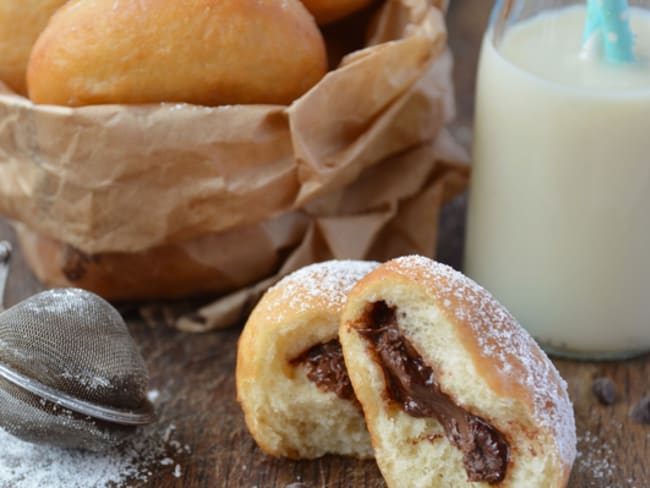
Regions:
[[60, 370, 111, 391], [0, 391, 187, 487], [264, 260, 379, 321], [576, 430, 614, 483], [575, 430, 642, 487], [385, 255, 577, 465], [20, 289, 100, 316]]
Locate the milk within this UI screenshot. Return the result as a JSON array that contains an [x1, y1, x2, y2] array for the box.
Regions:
[[465, 5, 650, 357]]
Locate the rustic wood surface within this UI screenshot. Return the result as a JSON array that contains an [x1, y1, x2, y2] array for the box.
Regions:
[[1, 1, 648, 487]]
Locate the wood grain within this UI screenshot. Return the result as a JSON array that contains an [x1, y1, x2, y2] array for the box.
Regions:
[[0, 1, 648, 486], [2, 220, 648, 488]]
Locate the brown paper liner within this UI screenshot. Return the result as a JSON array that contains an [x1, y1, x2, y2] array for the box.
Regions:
[[0, 0, 454, 254], [173, 131, 469, 332], [15, 129, 468, 331], [2, 0, 470, 330]]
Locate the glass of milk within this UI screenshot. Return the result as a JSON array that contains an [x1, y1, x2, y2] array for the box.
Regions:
[[464, 0, 650, 359]]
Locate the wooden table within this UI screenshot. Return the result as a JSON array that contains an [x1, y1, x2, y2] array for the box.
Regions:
[[1, 1, 648, 486]]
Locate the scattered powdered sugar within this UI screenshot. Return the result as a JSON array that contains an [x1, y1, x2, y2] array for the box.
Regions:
[[147, 389, 160, 403], [61, 370, 111, 391], [0, 390, 188, 487], [576, 430, 614, 484], [385, 255, 577, 464], [575, 430, 639, 487], [263, 260, 380, 321]]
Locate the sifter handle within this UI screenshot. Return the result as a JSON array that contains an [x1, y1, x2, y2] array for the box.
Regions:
[[0, 241, 11, 311]]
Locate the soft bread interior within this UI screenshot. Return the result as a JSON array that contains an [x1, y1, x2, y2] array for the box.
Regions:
[[238, 310, 372, 459], [340, 278, 565, 487]]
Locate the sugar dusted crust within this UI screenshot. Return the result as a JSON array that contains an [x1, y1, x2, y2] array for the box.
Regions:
[[236, 260, 378, 459], [343, 255, 576, 486], [259, 260, 381, 325], [238, 260, 380, 382]]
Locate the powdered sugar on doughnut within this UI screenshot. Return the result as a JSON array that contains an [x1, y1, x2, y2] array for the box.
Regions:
[[385, 255, 577, 465], [264, 260, 380, 321]]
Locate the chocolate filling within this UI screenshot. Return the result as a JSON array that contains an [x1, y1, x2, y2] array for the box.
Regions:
[[291, 340, 358, 404], [357, 301, 510, 484]]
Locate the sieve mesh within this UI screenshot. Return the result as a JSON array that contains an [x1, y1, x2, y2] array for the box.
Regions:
[[0, 289, 148, 410], [0, 377, 133, 452], [0, 289, 149, 450]]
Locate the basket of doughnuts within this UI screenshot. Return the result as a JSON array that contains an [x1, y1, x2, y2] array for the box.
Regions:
[[0, 0, 469, 330]]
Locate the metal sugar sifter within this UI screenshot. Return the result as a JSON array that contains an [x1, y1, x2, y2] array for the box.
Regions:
[[0, 240, 154, 451]]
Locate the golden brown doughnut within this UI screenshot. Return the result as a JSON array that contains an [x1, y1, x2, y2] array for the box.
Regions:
[[302, 0, 374, 24], [339, 255, 576, 487], [15, 225, 281, 302], [237, 260, 379, 459], [0, 0, 67, 95], [27, 0, 327, 106]]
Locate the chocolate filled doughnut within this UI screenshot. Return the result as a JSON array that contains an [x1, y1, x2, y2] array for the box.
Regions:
[[237, 260, 379, 459], [339, 255, 576, 487]]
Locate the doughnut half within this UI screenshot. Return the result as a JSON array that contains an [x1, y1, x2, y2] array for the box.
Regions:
[[237, 260, 379, 459], [27, 0, 327, 106], [339, 255, 576, 487]]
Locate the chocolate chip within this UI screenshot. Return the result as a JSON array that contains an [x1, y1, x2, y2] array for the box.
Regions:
[[630, 396, 650, 424], [591, 377, 616, 406]]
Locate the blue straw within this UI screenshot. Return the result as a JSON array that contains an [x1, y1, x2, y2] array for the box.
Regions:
[[583, 0, 636, 63]]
